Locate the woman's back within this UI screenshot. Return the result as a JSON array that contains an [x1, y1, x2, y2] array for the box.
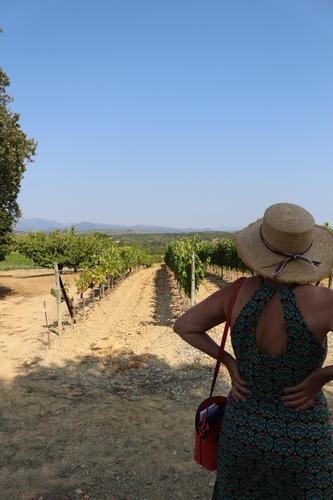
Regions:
[[232, 277, 327, 397], [213, 277, 333, 498], [231, 276, 330, 356]]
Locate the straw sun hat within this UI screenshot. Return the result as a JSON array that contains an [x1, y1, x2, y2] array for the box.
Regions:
[[233, 203, 333, 284]]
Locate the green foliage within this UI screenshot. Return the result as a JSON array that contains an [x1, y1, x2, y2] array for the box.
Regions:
[[0, 251, 38, 270], [13, 228, 154, 282], [0, 65, 37, 260], [14, 230, 66, 268], [75, 244, 153, 294], [50, 280, 70, 299], [114, 230, 232, 258], [13, 227, 153, 294], [164, 237, 248, 295], [164, 238, 206, 297], [65, 228, 107, 269], [208, 239, 248, 272], [13, 228, 108, 269]]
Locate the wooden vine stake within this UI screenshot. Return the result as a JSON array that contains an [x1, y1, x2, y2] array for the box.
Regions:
[[59, 274, 75, 323], [71, 297, 75, 324], [54, 262, 62, 336]]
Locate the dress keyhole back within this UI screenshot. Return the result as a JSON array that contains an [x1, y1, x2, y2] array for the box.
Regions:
[[253, 286, 289, 356], [214, 279, 333, 499]]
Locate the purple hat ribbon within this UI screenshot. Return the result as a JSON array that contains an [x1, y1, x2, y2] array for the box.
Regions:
[[259, 225, 321, 277]]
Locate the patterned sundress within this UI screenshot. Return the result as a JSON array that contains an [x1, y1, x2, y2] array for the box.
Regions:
[[212, 282, 333, 499]]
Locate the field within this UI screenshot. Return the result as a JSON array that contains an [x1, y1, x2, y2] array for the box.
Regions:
[[1, 265, 333, 499], [113, 231, 232, 261], [0, 252, 38, 271]]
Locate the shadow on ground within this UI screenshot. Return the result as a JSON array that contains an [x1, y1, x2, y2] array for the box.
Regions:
[[1, 347, 333, 499], [152, 265, 174, 327], [0, 286, 13, 300], [140, 264, 175, 328], [203, 272, 228, 289], [0, 350, 221, 499]]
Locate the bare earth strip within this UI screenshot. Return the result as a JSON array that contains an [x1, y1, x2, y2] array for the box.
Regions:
[[0, 265, 332, 499], [0, 265, 230, 499]]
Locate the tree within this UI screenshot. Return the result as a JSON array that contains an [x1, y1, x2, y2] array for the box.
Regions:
[[13, 228, 112, 270], [0, 43, 37, 260]]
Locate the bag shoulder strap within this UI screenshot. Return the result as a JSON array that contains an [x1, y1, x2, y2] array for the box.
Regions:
[[209, 277, 246, 398]]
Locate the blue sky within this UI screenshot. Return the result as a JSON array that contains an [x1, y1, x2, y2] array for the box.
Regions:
[[1, 0, 333, 228]]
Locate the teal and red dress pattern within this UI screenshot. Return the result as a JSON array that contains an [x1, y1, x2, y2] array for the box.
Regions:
[[212, 282, 333, 499]]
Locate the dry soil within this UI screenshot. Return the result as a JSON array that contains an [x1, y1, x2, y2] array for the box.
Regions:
[[0, 264, 332, 499]]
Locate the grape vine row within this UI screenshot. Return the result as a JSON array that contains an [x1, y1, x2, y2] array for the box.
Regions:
[[164, 238, 206, 297], [12, 228, 153, 295], [75, 245, 153, 294], [164, 237, 247, 297]]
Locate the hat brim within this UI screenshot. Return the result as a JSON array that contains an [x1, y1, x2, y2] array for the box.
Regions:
[[233, 219, 333, 284]]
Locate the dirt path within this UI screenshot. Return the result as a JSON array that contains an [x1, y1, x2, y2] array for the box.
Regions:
[[1, 266, 333, 499], [0, 265, 230, 499], [0, 269, 83, 380]]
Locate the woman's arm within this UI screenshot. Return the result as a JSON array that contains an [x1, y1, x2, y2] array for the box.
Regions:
[[173, 285, 232, 362], [173, 280, 251, 401]]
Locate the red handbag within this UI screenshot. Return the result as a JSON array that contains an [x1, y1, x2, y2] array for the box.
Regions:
[[194, 277, 246, 471]]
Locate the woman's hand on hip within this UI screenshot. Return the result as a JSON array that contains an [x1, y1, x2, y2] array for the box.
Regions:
[[282, 368, 326, 410], [227, 357, 251, 402]]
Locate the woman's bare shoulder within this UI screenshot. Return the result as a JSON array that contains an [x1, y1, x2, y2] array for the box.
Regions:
[[220, 276, 261, 315], [295, 284, 333, 331], [296, 283, 333, 303]]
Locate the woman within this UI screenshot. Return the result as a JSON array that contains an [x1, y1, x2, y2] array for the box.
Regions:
[[174, 203, 333, 498]]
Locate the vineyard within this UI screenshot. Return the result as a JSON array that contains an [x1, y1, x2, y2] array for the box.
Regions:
[[165, 232, 333, 299], [8, 229, 252, 335], [12, 228, 153, 295], [1, 230, 333, 497], [9, 227, 333, 313], [164, 238, 207, 296], [11, 229, 249, 304], [164, 237, 249, 299], [1, 260, 238, 498], [5, 229, 154, 337]]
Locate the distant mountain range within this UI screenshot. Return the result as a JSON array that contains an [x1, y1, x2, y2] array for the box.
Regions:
[[14, 218, 238, 234]]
